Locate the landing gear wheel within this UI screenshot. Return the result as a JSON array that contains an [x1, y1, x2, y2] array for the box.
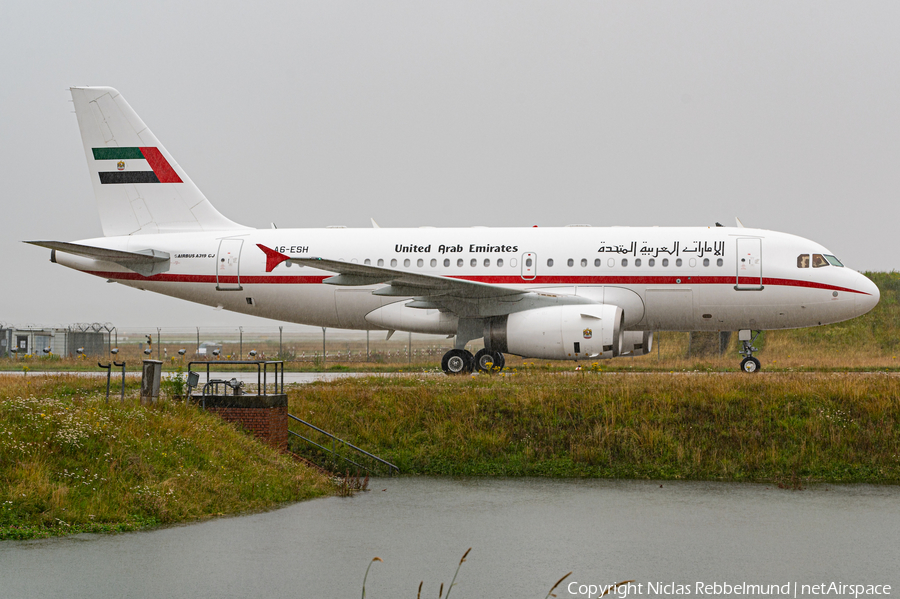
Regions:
[[491, 351, 505, 372], [473, 349, 506, 373], [473, 349, 496, 373], [442, 349, 474, 375], [740, 356, 761, 373]]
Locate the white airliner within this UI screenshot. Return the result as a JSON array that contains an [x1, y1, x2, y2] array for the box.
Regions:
[[28, 87, 879, 374]]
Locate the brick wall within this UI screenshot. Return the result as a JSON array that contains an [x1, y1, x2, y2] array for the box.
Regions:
[[205, 405, 288, 452]]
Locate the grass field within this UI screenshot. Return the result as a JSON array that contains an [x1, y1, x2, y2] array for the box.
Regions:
[[0, 375, 334, 540], [289, 372, 900, 484]]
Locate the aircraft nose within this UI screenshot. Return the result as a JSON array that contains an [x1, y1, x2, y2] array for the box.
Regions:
[[854, 273, 880, 316]]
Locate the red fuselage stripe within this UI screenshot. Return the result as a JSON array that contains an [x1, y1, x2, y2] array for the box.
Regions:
[[83, 271, 871, 295]]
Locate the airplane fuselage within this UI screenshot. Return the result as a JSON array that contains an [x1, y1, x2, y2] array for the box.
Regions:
[[53, 225, 879, 335]]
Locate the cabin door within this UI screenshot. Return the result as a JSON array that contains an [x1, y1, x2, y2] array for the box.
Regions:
[[216, 239, 244, 291], [735, 238, 763, 290]]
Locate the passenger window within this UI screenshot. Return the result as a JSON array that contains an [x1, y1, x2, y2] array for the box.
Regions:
[[526, 258, 533, 267], [621, 259, 628, 267], [676, 258, 683, 267], [717, 258, 723, 267], [430, 258, 436, 267], [415, 259, 422, 267], [547, 259, 554, 267], [812, 254, 829, 268], [824, 255, 844, 267], [364, 259, 371, 265], [567, 258, 574, 267], [703, 258, 709, 267], [457, 259, 464, 267], [404, 259, 411, 267], [497, 258, 504, 267], [484, 259, 490, 267], [443, 258, 450, 267], [648, 258, 655, 267], [390, 259, 397, 267], [662, 258, 669, 267], [377, 259, 384, 266], [797, 254, 810, 268], [607, 258, 614, 267], [581, 258, 587, 267], [594, 258, 601, 267], [470, 258, 477, 267], [635, 259, 641, 267]]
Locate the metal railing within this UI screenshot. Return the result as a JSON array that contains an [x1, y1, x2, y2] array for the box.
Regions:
[[288, 413, 399, 476], [187, 360, 284, 396]]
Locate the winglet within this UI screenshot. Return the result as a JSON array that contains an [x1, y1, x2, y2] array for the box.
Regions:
[[257, 244, 290, 272]]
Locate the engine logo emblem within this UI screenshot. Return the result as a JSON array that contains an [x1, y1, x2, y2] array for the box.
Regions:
[[583, 328, 592, 339]]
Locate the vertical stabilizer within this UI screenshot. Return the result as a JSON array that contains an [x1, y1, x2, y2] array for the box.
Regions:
[[70, 86, 248, 236]]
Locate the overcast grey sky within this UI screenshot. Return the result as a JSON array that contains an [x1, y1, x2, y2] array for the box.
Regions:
[[1, 1, 898, 328]]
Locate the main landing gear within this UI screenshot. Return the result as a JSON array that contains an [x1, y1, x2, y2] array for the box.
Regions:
[[440, 348, 506, 375], [738, 330, 762, 373]]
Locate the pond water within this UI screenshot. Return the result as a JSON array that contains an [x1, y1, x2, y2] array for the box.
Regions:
[[1, 478, 897, 598]]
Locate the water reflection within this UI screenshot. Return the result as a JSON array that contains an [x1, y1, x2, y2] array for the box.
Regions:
[[2, 478, 898, 598]]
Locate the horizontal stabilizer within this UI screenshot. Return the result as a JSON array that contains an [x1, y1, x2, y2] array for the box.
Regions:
[[26, 240, 170, 277]]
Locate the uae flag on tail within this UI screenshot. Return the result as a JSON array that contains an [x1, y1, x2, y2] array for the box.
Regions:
[[92, 147, 183, 184]]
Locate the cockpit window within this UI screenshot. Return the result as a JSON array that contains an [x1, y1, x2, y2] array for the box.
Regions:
[[812, 254, 829, 268], [824, 254, 844, 267], [797, 254, 810, 268]]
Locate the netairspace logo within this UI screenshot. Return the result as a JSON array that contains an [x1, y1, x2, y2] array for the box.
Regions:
[[566, 581, 892, 598]]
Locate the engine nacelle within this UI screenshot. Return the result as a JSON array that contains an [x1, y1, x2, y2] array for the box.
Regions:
[[619, 330, 653, 356], [365, 301, 458, 335], [485, 304, 623, 360]]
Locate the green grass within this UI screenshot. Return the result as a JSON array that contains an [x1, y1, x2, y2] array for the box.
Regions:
[[0, 375, 334, 540], [289, 373, 900, 483]]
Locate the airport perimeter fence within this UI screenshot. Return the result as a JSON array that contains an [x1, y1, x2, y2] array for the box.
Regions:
[[1, 323, 726, 366], [93, 326, 457, 366]]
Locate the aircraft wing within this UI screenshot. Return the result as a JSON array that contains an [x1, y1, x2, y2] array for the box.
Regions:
[[25, 240, 170, 277], [258, 244, 526, 300]]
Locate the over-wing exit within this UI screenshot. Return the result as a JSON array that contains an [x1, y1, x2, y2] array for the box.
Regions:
[[27, 87, 879, 374]]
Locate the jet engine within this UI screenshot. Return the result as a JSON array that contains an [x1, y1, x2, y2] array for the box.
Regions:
[[484, 304, 623, 360], [619, 330, 653, 356]]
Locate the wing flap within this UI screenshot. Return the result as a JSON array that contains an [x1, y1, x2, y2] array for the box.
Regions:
[[295, 256, 526, 298]]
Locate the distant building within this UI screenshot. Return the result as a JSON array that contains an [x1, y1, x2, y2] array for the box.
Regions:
[[1, 323, 113, 358]]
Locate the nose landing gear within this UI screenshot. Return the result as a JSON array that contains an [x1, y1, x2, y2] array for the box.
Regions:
[[738, 330, 762, 373]]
